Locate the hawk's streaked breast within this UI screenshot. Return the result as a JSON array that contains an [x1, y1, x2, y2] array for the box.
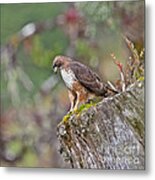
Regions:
[[60, 68, 76, 89]]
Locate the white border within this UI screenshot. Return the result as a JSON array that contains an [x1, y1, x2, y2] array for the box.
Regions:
[[1, 0, 155, 179]]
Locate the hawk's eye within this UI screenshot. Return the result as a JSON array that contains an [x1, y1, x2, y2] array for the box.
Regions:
[[52, 57, 63, 72]]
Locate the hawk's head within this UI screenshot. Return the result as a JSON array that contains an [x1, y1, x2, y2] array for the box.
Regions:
[[52, 55, 72, 73]]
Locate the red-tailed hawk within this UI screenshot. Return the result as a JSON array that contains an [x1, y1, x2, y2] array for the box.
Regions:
[[52, 55, 108, 112]]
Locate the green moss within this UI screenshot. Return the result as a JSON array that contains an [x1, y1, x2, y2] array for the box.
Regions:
[[59, 102, 97, 125], [75, 102, 97, 114], [137, 76, 144, 81], [62, 113, 72, 123]]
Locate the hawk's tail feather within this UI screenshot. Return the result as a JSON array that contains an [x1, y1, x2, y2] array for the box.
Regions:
[[101, 83, 119, 97]]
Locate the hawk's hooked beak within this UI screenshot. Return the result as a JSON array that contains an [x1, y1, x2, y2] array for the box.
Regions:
[[53, 64, 58, 73]]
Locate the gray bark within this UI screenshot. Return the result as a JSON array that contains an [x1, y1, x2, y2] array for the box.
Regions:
[[57, 81, 145, 169]]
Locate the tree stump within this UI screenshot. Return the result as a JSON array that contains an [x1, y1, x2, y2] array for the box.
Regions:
[[57, 80, 144, 169]]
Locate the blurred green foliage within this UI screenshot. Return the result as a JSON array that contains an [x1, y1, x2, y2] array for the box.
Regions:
[[31, 35, 62, 68], [0, 3, 67, 44], [1, 3, 69, 110], [75, 39, 98, 64]]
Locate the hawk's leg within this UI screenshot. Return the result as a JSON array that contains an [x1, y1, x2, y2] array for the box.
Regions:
[[74, 91, 88, 110], [68, 90, 77, 112]]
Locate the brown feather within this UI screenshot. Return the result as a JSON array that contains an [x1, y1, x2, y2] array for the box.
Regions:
[[69, 61, 107, 96]]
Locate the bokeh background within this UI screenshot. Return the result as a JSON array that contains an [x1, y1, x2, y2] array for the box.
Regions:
[[0, 1, 144, 167]]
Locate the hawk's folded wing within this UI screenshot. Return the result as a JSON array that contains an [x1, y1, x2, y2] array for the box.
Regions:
[[70, 61, 106, 96]]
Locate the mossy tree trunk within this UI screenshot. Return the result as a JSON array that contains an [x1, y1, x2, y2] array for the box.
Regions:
[[57, 81, 144, 169]]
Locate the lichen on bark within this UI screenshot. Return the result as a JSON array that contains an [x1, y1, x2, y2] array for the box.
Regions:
[[57, 80, 144, 169]]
